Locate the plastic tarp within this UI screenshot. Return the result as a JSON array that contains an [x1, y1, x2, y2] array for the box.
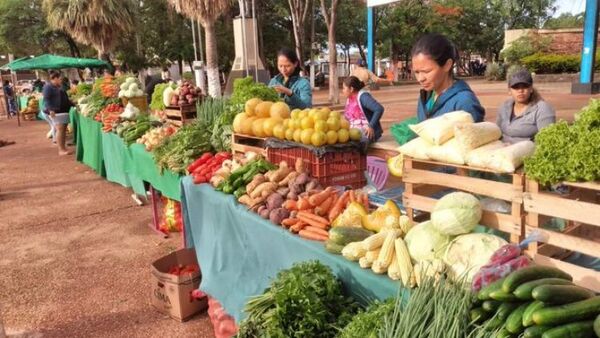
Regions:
[[6, 54, 108, 70], [181, 180, 401, 322]]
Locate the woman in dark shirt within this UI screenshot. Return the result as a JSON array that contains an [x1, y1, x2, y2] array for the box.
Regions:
[[43, 70, 73, 155]]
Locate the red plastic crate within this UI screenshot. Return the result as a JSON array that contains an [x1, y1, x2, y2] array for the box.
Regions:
[[267, 147, 367, 189]]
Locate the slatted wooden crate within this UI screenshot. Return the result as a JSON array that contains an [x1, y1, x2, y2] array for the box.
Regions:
[[524, 180, 600, 292], [165, 105, 197, 127], [402, 156, 525, 243], [231, 133, 267, 156]]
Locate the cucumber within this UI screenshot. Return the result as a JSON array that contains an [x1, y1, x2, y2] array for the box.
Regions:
[[502, 266, 572, 293], [328, 227, 373, 246], [324, 240, 345, 254], [494, 328, 514, 338], [532, 285, 595, 305], [470, 307, 491, 324], [533, 296, 600, 326], [484, 316, 505, 331], [514, 278, 574, 300], [506, 303, 529, 334], [483, 300, 503, 312], [541, 320, 595, 338], [594, 314, 600, 337], [523, 325, 553, 338], [478, 277, 507, 300], [523, 301, 546, 327], [490, 290, 519, 302], [497, 302, 522, 321]]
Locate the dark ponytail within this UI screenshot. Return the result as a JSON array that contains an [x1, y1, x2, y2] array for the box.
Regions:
[[277, 47, 301, 77], [411, 33, 458, 75], [343, 76, 365, 92]]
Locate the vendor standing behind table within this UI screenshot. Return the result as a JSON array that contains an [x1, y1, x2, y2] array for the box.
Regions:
[[268, 47, 312, 109], [351, 59, 392, 87], [43, 70, 73, 156], [342, 76, 384, 142], [496, 69, 555, 144], [411, 33, 485, 122]]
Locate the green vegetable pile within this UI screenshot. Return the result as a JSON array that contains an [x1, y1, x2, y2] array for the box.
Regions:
[[338, 299, 395, 338], [68, 83, 92, 101], [216, 158, 275, 196], [230, 76, 280, 106], [151, 119, 213, 174], [149, 83, 175, 111], [525, 99, 600, 185], [236, 261, 359, 338], [120, 115, 161, 145], [196, 98, 236, 152], [381, 276, 474, 338]]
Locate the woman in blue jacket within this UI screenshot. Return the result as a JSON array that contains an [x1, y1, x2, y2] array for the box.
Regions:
[[411, 33, 485, 122], [268, 48, 312, 109], [342, 76, 384, 142]]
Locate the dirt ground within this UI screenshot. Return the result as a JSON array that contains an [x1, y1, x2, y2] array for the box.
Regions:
[[0, 79, 597, 338]]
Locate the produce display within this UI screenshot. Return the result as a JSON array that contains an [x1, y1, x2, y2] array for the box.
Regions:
[[472, 263, 599, 338], [150, 82, 176, 111], [158, 197, 183, 234], [95, 103, 124, 132], [216, 158, 276, 197], [163, 81, 202, 107], [233, 98, 362, 146], [187, 152, 232, 184], [19, 96, 39, 120], [118, 115, 161, 145], [525, 98, 600, 185], [167, 263, 199, 276], [337, 299, 395, 338], [68, 83, 92, 101], [137, 125, 176, 151], [236, 261, 359, 338], [230, 76, 280, 106], [118, 76, 144, 98]]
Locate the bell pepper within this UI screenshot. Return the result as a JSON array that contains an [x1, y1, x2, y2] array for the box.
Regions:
[[187, 153, 213, 173]]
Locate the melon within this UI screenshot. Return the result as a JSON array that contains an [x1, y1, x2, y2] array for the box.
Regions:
[[242, 117, 257, 135], [232, 113, 248, 134], [245, 98, 262, 116], [252, 118, 267, 137], [270, 102, 291, 119], [254, 101, 273, 118]]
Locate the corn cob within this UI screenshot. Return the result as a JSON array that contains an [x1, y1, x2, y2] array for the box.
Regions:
[[399, 215, 413, 235], [364, 248, 381, 264], [358, 256, 372, 269], [361, 231, 389, 251], [372, 230, 401, 272], [342, 242, 366, 261], [387, 255, 401, 280], [394, 237, 414, 287]]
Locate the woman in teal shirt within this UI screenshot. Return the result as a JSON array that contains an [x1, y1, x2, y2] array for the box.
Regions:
[[268, 48, 312, 109]]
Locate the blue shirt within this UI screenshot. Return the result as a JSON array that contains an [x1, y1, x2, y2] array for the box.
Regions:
[[268, 74, 312, 109], [417, 79, 485, 122], [42, 83, 71, 114], [357, 90, 385, 141]]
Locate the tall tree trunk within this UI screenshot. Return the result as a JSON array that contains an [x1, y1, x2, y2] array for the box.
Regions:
[[204, 21, 222, 97], [62, 34, 81, 58], [288, 0, 311, 72], [357, 44, 366, 63], [321, 0, 340, 104]]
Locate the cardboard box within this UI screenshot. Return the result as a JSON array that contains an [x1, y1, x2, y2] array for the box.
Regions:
[[151, 248, 208, 321]]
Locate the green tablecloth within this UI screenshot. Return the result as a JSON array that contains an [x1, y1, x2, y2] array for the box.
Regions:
[[101, 132, 146, 194], [181, 179, 400, 322], [124, 143, 181, 201], [78, 115, 106, 177], [69, 107, 84, 161]]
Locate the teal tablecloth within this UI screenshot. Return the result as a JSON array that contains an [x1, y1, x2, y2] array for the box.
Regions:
[[18, 95, 44, 120], [79, 115, 106, 177], [181, 179, 399, 322], [101, 132, 146, 195], [124, 143, 181, 201]]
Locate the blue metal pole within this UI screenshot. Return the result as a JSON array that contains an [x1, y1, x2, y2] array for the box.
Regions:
[[367, 7, 375, 72], [580, 0, 599, 84]]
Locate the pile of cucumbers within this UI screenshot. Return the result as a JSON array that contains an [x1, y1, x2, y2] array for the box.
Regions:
[[472, 265, 600, 338]]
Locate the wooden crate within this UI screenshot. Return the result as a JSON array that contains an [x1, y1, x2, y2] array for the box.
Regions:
[[165, 105, 197, 127], [231, 133, 267, 156], [524, 180, 600, 292], [402, 156, 525, 243]]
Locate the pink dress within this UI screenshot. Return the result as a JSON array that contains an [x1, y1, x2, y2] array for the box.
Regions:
[[344, 94, 369, 129]]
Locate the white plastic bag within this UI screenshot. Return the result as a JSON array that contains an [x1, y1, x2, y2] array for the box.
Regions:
[[454, 122, 502, 151], [486, 140, 535, 173], [426, 138, 466, 165], [465, 141, 505, 168], [409, 111, 474, 145], [398, 137, 433, 160]]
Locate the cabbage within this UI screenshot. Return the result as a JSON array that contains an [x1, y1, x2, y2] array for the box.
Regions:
[[120, 82, 128, 91], [431, 192, 482, 236], [128, 83, 139, 91], [443, 233, 507, 281], [404, 221, 451, 262]]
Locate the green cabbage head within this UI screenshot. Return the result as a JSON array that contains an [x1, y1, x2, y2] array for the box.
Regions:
[[431, 192, 482, 236], [404, 221, 451, 262]]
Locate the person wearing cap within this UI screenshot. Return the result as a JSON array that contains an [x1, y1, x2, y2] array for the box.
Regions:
[[351, 60, 391, 87], [496, 69, 555, 144]]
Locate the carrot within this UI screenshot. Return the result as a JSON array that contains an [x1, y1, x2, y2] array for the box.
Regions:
[[281, 218, 299, 227], [297, 211, 331, 225], [283, 200, 297, 210], [304, 226, 329, 237], [328, 191, 349, 221], [297, 198, 311, 210], [361, 193, 369, 210], [297, 216, 328, 229], [298, 229, 328, 241], [349, 190, 356, 203], [290, 221, 307, 233], [320, 195, 335, 212], [308, 187, 334, 206]]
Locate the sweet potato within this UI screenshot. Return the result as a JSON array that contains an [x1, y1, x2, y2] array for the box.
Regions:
[[238, 194, 253, 206], [279, 171, 299, 187], [267, 166, 291, 183], [294, 173, 310, 186], [276, 187, 290, 197], [258, 206, 270, 219], [295, 157, 307, 173], [250, 182, 278, 199], [246, 174, 266, 194], [269, 208, 290, 225], [266, 193, 284, 211]]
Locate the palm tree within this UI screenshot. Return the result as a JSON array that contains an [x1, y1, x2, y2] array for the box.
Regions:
[[167, 0, 232, 98], [43, 0, 135, 62]]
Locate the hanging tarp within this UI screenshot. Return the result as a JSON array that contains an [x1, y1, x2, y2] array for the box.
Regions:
[[6, 54, 108, 71], [0, 56, 33, 70]]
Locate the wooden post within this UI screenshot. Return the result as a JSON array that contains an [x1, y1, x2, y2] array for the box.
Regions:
[[403, 156, 414, 221], [511, 173, 524, 244], [525, 179, 539, 254]]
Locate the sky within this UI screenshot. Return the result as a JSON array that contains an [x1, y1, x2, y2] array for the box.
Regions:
[[554, 0, 586, 16]]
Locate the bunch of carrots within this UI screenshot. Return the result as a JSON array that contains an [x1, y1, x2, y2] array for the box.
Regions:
[[97, 103, 123, 132], [279, 187, 370, 242]]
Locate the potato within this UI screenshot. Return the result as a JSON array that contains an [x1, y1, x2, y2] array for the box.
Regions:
[[238, 194, 253, 206], [266, 193, 284, 211], [276, 187, 290, 197], [294, 173, 310, 186], [246, 174, 266, 194], [250, 182, 278, 199], [269, 208, 290, 225], [259, 207, 270, 219], [268, 166, 291, 183]]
